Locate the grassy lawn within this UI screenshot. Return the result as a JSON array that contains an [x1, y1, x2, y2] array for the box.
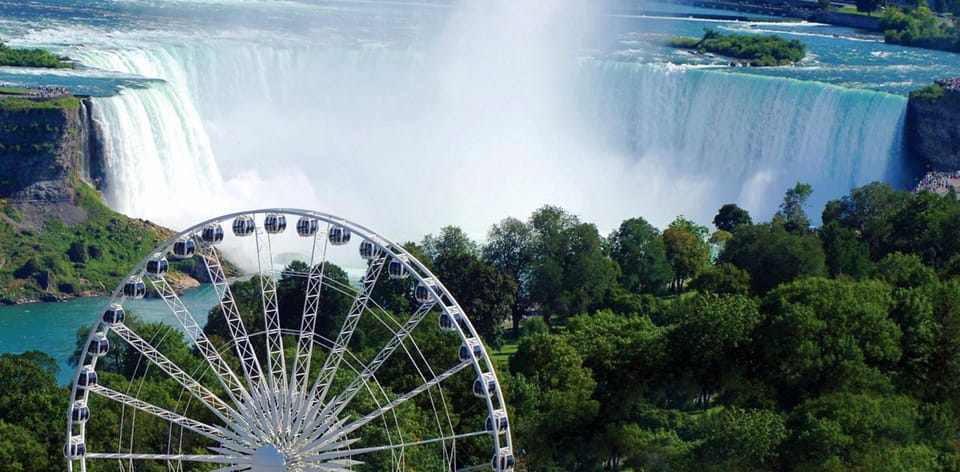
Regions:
[[0, 87, 30, 95], [491, 339, 518, 368], [0, 96, 78, 111]]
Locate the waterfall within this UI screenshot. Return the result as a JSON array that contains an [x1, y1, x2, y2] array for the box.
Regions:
[[90, 82, 222, 225], [77, 41, 910, 232], [576, 62, 908, 224]]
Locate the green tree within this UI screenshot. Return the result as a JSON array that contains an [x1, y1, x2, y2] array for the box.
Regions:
[[720, 222, 826, 295], [0, 353, 67, 470], [888, 190, 960, 270], [613, 424, 695, 471], [433, 253, 515, 348], [421, 225, 479, 262], [565, 311, 668, 414], [669, 294, 761, 408], [662, 217, 710, 294], [873, 252, 938, 289], [784, 393, 923, 470], [483, 216, 536, 334], [777, 182, 813, 233], [695, 408, 787, 470], [276, 261, 352, 340], [757, 278, 901, 407], [822, 182, 909, 260], [687, 262, 751, 296], [528, 206, 618, 323], [509, 333, 601, 470], [608, 217, 673, 296], [0, 421, 50, 471], [713, 203, 753, 233], [818, 221, 872, 279]]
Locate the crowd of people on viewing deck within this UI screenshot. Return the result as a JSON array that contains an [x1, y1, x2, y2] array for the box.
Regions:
[[936, 77, 960, 92], [916, 170, 960, 195], [0, 83, 71, 97], [27, 85, 70, 97]]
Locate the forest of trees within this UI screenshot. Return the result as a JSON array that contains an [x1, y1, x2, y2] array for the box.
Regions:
[[669, 29, 806, 67], [6, 180, 960, 470], [0, 40, 73, 69], [880, 3, 960, 52]]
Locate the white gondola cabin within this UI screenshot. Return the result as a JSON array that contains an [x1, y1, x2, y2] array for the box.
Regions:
[[486, 410, 509, 433], [491, 448, 516, 471], [415, 281, 437, 304], [264, 213, 287, 234], [439, 309, 466, 332], [123, 277, 146, 299], [172, 238, 196, 258], [233, 215, 256, 237], [70, 401, 90, 424], [102, 304, 125, 325], [64, 437, 86, 459], [359, 240, 381, 260], [459, 342, 483, 362], [439, 313, 454, 331], [88, 333, 109, 357], [77, 366, 98, 389], [473, 373, 497, 398], [388, 259, 409, 279], [201, 224, 224, 244], [146, 255, 169, 275], [328, 225, 351, 245], [297, 217, 319, 237]]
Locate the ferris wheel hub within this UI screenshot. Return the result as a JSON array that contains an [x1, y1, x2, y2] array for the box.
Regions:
[[251, 444, 286, 471]]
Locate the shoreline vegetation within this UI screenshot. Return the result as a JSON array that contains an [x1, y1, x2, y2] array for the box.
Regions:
[[0, 40, 74, 69], [667, 28, 806, 66], [880, 5, 960, 53]]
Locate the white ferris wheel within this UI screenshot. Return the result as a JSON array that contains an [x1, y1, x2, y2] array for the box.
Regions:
[[65, 209, 515, 472]]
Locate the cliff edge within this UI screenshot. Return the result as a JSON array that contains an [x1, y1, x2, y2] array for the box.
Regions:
[[906, 80, 960, 171], [0, 94, 104, 227], [0, 92, 207, 303]]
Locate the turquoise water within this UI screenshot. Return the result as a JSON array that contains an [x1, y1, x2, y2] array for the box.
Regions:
[[0, 286, 218, 385], [0, 1, 956, 96]]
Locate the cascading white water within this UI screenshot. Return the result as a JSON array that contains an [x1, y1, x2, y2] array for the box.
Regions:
[[90, 82, 224, 224], [575, 62, 908, 224], [70, 0, 910, 235]]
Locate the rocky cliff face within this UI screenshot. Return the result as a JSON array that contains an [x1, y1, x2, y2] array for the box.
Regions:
[[0, 97, 104, 226], [905, 88, 960, 171]]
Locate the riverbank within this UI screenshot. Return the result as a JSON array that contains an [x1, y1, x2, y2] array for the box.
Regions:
[[663, 0, 883, 30]]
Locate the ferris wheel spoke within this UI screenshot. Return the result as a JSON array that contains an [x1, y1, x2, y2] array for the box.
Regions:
[[252, 227, 288, 439], [198, 242, 266, 389], [300, 462, 360, 472], [145, 271, 266, 432], [87, 384, 255, 453], [208, 465, 250, 472], [107, 323, 252, 432], [302, 429, 487, 463], [288, 342, 400, 452], [290, 234, 330, 427], [83, 452, 245, 464], [255, 228, 287, 394], [300, 360, 472, 456], [299, 255, 386, 428], [326, 301, 435, 421]]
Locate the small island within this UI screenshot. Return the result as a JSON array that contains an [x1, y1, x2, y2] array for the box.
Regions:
[[0, 40, 74, 69], [668, 29, 806, 67]]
